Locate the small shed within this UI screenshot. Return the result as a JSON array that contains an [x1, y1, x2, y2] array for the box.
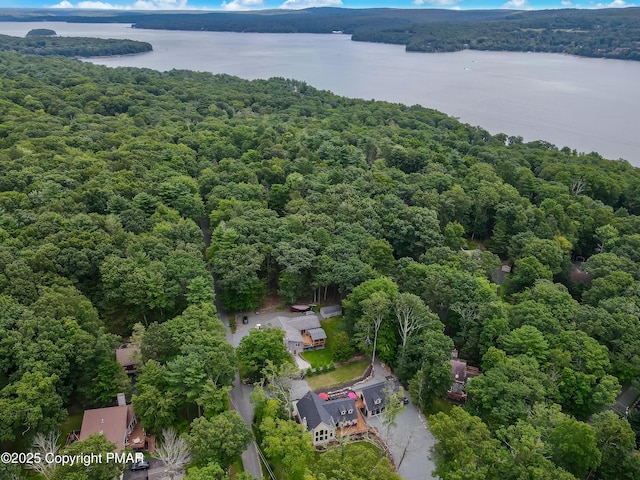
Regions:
[[320, 305, 342, 319]]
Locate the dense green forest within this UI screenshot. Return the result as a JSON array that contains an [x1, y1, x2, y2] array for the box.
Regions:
[[2, 7, 639, 61], [1, 49, 640, 479], [25, 29, 56, 37], [353, 7, 640, 60], [0, 33, 152, 57]]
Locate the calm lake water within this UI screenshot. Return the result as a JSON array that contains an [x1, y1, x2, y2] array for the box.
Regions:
[[2, 22, 639, 166]]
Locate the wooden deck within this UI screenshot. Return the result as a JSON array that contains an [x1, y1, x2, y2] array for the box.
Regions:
[[337, 401, 368, 437], [128, 422, 155, 453], [302, 332, 325, 349]]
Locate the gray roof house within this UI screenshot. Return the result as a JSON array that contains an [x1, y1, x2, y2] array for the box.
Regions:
[[295, 391, 358, 446], [274, 315, 327, 354], [356, 380, 406, 418], [358, 383, 387, 417]]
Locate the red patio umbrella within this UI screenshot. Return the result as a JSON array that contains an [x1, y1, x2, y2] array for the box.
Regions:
[[347, 392, 357, 399], [318, 392, 329, 401]]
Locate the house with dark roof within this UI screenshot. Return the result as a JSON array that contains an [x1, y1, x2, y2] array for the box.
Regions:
[[294, 391, 358, 446], [448, 354, 480, 402], [357, 382, 388, 417], [273, 315, 327, 354]]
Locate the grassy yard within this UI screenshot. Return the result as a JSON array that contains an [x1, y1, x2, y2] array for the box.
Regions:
[[301, 316, 346, 369], [229, 459, 244, 479], [425, 397, 455, 416], [59, 404, 84, 445], [302, 348, 334, 369], [306, 359, 370, 390]]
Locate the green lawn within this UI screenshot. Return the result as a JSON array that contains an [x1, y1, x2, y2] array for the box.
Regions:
[[59, 404, 84, 445], [229, 458, 244, 479], [425, 397, 454, 416], [302, 348, 334, 369], [306, 359, 370, 390], [301, 316, 346, 368]]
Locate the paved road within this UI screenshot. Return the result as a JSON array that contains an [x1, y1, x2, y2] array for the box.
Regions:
[[367, 403, 437, 480], [611, 384, 640, 416], [123, 458, 174, 480], [215, 292, 263, 479]]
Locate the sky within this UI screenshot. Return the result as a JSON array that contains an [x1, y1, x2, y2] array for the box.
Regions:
[[1, 0, 635, 12]]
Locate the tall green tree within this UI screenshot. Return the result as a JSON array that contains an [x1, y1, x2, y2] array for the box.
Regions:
[[236, 327, 291, 383], [189, 411, 253, 469]]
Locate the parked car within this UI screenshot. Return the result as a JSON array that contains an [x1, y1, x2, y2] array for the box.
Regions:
[[130, 460, 150, 471], [242, 315, 249, 324]]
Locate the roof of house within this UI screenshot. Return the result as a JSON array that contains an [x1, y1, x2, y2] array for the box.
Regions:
[[308, 328, 327, 341], [275, 316, 327, 345], [323, 397, 357, 424], [360, 382, 389, 410], [296, 391, 334, 430], [115, 347, 138, 367], [450, 381, 466, 394], [450, 359, 468, 383], [320, 305, 342, 319], [296, 391, 357, 431], [275, 316, 304, 344], [79, 405, 133, 452], [288, 315, 321, 331]]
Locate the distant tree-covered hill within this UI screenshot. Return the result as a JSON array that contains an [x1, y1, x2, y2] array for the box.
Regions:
[[353, 7, 640, 60], [1, 7, 638, 61], [0, 33, 152, 57]]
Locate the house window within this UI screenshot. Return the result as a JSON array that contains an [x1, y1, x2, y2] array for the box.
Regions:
[[348, 409, 353, 414]]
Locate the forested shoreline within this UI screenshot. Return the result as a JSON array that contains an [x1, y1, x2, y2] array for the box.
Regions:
[[1, 50, 640, 478], [1, 7, 639, 61], [0, 33, 152, 57]]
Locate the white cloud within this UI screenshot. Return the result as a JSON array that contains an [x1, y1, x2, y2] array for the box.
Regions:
[[77, 1, 118, 7], [221, 0, 264, 10], [133, 0, 189, 9], [413, 0, 463, 6], [502, 0, 531, 8], [50, 0, 192, 9], [560, 0, 573, 5], [593, 0, 635, 6], [279, 0, 343, 9]]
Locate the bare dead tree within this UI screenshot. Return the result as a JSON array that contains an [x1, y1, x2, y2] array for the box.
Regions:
[[28, 430, 60, 480], [154, 428, 191, 480], [359, 291, 392, 371], [263, 360, 299, 419], [394, 293, 428, 351], [571, 177, 586, 195]]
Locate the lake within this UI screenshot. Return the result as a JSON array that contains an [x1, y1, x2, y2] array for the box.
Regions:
[[1, 21, 639, 166]]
